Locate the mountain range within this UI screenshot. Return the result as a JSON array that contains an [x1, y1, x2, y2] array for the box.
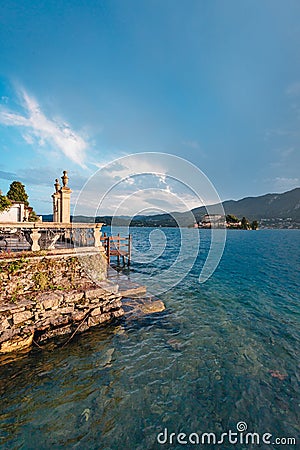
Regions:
[[42, 187, 300, 228]]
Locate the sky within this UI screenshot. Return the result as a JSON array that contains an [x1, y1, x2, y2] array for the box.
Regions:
[[0, 0, 300, 215]]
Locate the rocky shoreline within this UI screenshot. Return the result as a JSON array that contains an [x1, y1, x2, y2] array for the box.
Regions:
[[0, 286, 124, 353], [0, 249, 165, 355]]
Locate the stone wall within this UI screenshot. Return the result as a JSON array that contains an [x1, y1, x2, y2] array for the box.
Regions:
[[0, 249, 124, 353]]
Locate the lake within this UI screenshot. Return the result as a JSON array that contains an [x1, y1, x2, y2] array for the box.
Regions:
[[0, 228, 299, 449]]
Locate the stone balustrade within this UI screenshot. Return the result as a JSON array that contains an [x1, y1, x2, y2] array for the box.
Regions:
[[0, 222, 104, 252]]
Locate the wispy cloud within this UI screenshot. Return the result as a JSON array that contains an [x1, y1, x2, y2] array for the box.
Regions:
[[274, 177, 299, 191], [16, 167, 87, 189], [182, 140, 201, 150], [280, 147, 295, 157], [181, 140, 207, 159], [286, 81, 300, 96], [0, 169, 17, 181], [264, 128, 300, 140], [0, 88, 89, 167]]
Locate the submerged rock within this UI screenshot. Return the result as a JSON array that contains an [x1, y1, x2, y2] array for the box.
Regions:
[[123, 296, 165, 319], [140, 300, 165, 314], [167, 338, 185, 351], [113, 325, 126, 336], [81, 408, 91, 422], [97, 348, 115, 368], [269, 370, 288, 381], [0, 332, 34, 354]]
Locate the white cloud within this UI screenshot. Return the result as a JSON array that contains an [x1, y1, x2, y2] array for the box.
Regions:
[[286, 81, 300, 96], [182, 140, 201, 149], [274, 177, 299, 191], [280, 147, 295, 157], [72, 154, 219, 216], [95, 187, 200, 217], [0, 88, 88, 167], [22, 133, 35, 145]]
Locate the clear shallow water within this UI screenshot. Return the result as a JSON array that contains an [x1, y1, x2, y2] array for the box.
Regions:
[[0, 229, 299, 449]]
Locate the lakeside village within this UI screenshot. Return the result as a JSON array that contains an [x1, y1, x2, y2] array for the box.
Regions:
[[0, 172, 165, 356]]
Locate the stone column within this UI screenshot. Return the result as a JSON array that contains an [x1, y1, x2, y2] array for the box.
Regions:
[[57, 195, 61, 222], [60, 188, 71, 223], [52, 179, 61, 222], [52, 194, 61, 222], [93, 225, 102, 248], [60, 171, 72, 223]]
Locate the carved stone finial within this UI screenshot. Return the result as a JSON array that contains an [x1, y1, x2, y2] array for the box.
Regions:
[[62, 170, 69, 187], [54, 178, 60, 192]]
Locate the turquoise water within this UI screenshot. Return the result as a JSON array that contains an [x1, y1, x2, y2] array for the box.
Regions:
[[0, 229, 299, 449]]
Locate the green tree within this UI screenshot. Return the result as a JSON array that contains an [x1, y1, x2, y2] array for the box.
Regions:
[[241, 216, 250, 230], [7, 181, 29, 206], [226, 214, 240, 223], [28, 209, 39, 222], [251, 220, 258, 230], [0, 191, 12, 212]]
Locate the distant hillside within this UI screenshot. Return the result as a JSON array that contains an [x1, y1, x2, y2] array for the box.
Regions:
[[192, 187, 300, 222], [124, 187, 300, 227], [42, 188, 300, 227]]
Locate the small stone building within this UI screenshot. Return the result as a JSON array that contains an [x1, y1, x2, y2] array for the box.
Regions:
[[0, 202, 31, 223]]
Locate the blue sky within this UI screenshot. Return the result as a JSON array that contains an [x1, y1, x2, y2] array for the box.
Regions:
[[0, 0, 300, 215]]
